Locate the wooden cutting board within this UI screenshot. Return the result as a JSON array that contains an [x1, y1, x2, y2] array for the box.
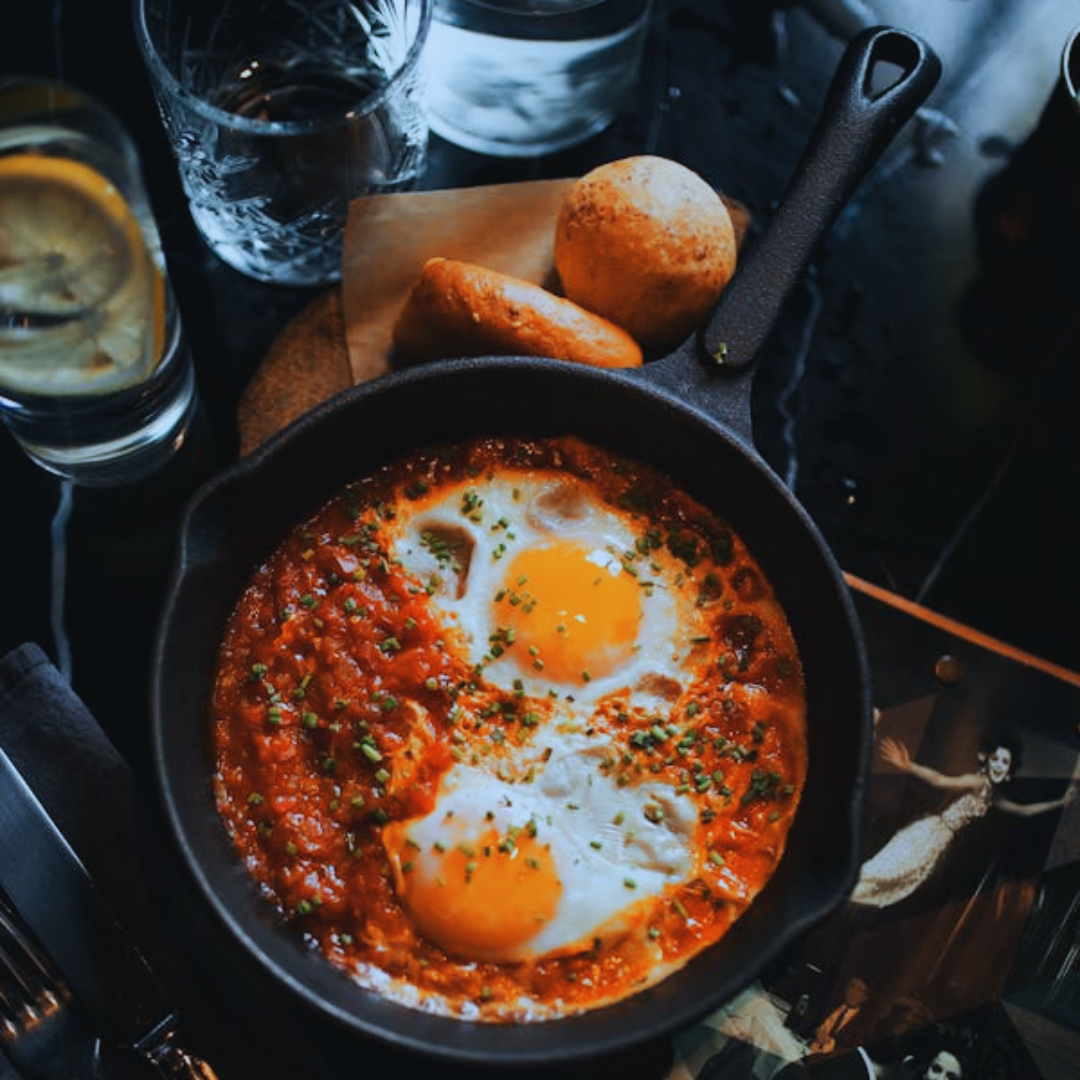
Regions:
[[237, 288, 351, 457]]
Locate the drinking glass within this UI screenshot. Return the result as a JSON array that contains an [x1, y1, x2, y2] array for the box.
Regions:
[[134, 0, 432, 287], [423, 0, 652, 157], [0, 78, 197, 487]]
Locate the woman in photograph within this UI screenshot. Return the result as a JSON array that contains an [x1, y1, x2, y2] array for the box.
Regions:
[[851, 727, 1074, 909]]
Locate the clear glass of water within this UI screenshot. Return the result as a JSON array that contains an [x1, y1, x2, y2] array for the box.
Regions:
[[0, 78, 197, 487], [424, 0, 652, 157], [134, 0, 432, 287]]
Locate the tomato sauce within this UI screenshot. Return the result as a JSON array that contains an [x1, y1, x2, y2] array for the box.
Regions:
[[211, 436, 807, 1020]]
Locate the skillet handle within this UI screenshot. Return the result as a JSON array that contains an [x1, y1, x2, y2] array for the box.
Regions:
[[699, 26, 941, 372]]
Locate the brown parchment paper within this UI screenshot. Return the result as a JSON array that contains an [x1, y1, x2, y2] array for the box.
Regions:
[[341, 178, 575, 385]]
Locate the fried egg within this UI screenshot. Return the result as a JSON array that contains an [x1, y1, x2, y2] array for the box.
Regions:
[[383, 735, 696, 964], [375, 470, 716, 962], [385, 471, 706, 707]]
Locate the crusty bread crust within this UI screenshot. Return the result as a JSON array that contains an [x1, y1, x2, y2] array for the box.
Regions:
[[555, 156, 737, 349], [392, 257, 643, 368]]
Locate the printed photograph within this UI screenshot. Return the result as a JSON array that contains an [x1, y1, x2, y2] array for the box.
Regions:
[[667, 587, 1080, 1080]]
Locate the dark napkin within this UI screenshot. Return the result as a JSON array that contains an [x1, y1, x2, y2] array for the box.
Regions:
[[0, 642, 152, 1079], [0, 642, 139, 900]]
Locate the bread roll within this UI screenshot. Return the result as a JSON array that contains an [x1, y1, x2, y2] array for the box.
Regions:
[[554, 156, 737, 349], [392, 257, 643, 368]]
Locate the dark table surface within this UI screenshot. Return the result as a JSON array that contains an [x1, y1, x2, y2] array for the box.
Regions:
[[3, 1, 1080, 1077]]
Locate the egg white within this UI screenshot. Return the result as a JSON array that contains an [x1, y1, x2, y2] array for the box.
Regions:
[[385, 471, 707, 705], [383, 732, 696, 964]]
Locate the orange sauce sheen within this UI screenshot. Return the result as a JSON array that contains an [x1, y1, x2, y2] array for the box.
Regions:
[[211, 436, 807, 1020]]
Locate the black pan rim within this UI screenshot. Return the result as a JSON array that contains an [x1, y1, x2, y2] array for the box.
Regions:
[[151, 354, 872, 1067]]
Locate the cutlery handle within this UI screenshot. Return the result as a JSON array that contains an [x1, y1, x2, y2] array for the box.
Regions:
[[140, 1036, 220, 1080], [98, 1038, 220, 1080]]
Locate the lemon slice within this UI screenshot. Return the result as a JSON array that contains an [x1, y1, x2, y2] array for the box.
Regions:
[[0, 152, 165, 396]]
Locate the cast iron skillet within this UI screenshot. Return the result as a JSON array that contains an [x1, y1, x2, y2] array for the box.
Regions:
[[153, 27, 940, 1068]]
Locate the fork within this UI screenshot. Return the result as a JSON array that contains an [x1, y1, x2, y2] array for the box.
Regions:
[[0, 895, 219, 1080], [0, 892, 104, 1079]]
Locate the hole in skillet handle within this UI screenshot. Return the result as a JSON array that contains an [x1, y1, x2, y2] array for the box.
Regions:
[[651, 27, 941, 442]]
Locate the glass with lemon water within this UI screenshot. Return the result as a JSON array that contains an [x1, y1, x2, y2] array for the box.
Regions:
[[0, 80, 196, 486]]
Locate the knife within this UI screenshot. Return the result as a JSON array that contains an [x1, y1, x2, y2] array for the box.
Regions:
[[0, 742, 217, 1079]]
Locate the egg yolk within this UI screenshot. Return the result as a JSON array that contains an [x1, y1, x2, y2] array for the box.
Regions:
[[495, 541, 642, 683], [393, 825, 562, 957]]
